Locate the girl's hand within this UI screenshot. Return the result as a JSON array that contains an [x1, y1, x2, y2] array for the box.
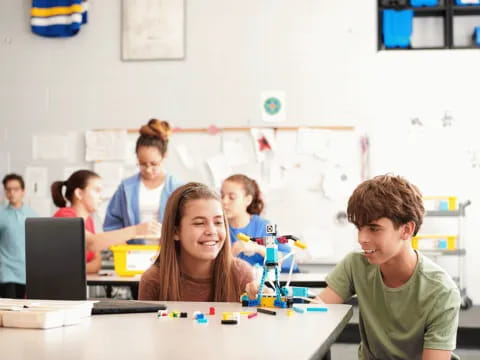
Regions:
[[245, 281, 259, 300], [135, 220, 162, 239]]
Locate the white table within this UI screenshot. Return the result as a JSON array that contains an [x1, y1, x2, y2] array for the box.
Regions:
[[0, 301, 352, 360]]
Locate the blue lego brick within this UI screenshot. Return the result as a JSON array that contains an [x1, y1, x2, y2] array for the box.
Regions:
[[456, 0, 480, 5], [382, 9, 414, 48], [306, 307, 328, 312], [293, 306, 305, 314], [475, 27, 480, 46], [411, 0, 438, 6], [274, 300, 288, 308], [244, 299, 259, 307], [195, 313, 205, 320], [438, 239, 448, 249], [291, 287, 309, 298], [266, 248, 278, 263]]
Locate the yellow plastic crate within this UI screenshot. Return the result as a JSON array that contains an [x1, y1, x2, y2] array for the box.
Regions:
[[110, 245, 160, 277], [411, 235, 456, 251]]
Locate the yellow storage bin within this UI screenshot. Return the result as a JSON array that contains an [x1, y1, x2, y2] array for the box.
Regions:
[[411, 235, 456, 251], [110, 245, 160, 277]]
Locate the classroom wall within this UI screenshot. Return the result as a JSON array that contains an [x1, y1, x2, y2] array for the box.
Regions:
[[1, 0, 480, 304]]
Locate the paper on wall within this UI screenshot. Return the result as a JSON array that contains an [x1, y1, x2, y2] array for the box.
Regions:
[[27, 197, 52, 217], [125, 136, 137, 165], [25, 167, 48, 198], [174, 144, 194, 169], [222, 139, 249, 167], [261, 91, 286, 123], [250, 128, 276, 162], [85, 130, 128, 162], [206, 154, 233, 188], [93, 162, 124, 199], [63, 166, 86, 180], [296, 128, 331, 158]]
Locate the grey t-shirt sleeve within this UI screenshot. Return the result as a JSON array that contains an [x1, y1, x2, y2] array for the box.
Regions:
[[424, 287, 461, 350], [325, 252, 356, 302]]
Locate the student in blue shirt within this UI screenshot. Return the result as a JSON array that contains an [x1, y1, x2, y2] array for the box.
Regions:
[[0, 174, 37, 298], [221, 174, 299, 273], [104, 119, 183, 244]]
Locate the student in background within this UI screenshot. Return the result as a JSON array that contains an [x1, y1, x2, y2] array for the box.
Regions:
[[51, 170, 161, 274], [104, 119, 183, 244], [315, 175, 460, 360], [221, 174, 299, 273], [139, 182, 255, 301], [0, 174, 37, 298]]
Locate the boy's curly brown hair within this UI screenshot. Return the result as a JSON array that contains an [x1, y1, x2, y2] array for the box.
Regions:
[[347, 174, 425, 236]]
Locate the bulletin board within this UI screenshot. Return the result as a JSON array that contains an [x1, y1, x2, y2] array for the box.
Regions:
[[86, 125, 363, 264]]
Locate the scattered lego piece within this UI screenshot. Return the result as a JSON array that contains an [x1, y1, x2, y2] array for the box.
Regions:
[[240, 311, 252, 315], [180, 312, 188, 318], [287, 309, 294, 317], [306, 307, 328, 312], [209, 307, 215, 315], [247, 312, 258, 319], [195, 313, 205, 320], [221, 319, 238, 325], [293, 306, 305, 314], [157, 310, 168, 317], [222, 312, 231, 320], [232, 312, 240, 323], [197, 318, 208, 324], [257, 308, 276, 316]]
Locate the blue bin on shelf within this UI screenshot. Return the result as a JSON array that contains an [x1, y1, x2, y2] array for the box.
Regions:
[[411, 0, 439, 6], [475, 27, 480, 46], [383, 9, 414, 48], [456, 0, 480, 5]]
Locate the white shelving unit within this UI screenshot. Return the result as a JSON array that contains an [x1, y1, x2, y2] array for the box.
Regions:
[[421, 200, 472, 310]]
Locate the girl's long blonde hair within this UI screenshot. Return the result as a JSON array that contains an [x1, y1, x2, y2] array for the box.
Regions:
[[155, 182, 241, 301]]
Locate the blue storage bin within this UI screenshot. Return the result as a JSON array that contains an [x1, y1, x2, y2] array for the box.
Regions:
[[383, 9, 414, 48], [456, 0, 480, 5], [475, 27, 480, 46], [411, 0, 439, 7]]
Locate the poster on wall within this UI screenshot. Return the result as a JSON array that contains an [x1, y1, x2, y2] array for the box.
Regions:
[[261, 91, 286, 123], [122, 0, 185, 60]]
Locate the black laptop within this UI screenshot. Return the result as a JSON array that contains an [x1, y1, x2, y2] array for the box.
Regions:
[[25, 217, 166, 315]]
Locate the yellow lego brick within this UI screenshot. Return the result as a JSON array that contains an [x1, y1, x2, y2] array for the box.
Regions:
[[237, 233, 250, 242]]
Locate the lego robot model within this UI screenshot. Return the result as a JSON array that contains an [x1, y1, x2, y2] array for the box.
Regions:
[[239, 224, 307, 308]]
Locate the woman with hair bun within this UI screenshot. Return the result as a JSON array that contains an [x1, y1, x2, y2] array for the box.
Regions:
[[103, 119, 183, 244], [221, 174, 299, 273]]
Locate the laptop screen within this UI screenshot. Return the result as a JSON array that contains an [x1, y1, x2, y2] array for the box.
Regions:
[[26, 217, 87, 300]]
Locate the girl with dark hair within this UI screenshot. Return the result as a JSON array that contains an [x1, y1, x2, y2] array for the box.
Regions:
[[51, 170, 161, 274], [221, 174, 299, 273], [103, 119, 183, 244], [139, 182, 255, 301]]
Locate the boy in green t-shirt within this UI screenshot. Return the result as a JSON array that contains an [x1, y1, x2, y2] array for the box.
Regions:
[[317, 175, 460, 360]]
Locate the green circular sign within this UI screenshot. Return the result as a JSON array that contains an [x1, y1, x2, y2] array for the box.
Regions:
[[264, 97, 281, 115]]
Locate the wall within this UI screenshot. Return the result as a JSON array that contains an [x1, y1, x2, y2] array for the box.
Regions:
[[1, 0, 480, 303]]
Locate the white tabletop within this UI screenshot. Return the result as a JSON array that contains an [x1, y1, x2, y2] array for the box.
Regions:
[[0, 301, 352, 360]]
